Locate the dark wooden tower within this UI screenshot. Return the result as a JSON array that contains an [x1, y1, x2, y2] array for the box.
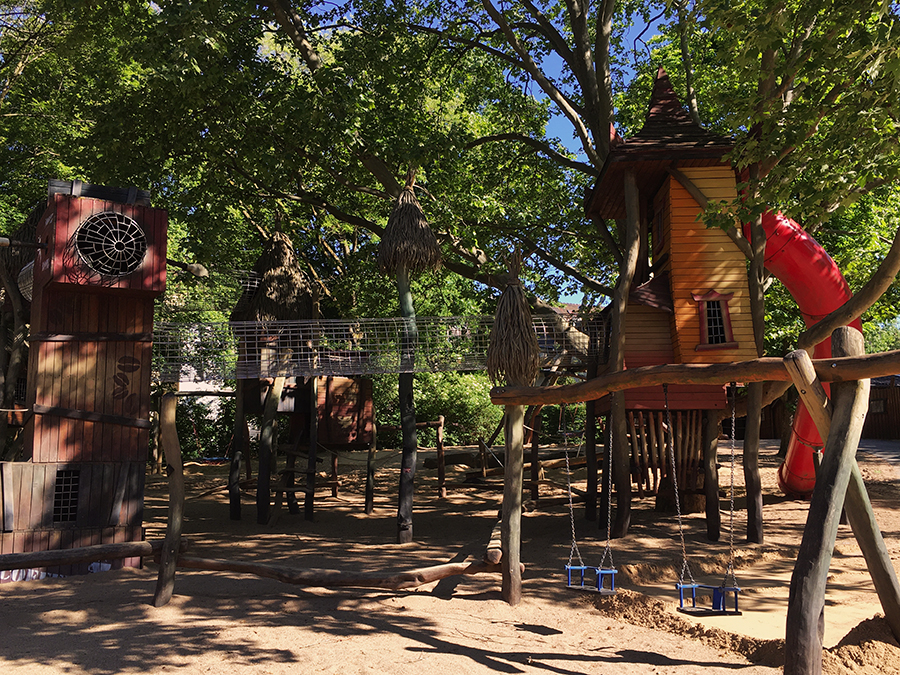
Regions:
[[0, 180, 166, 580]]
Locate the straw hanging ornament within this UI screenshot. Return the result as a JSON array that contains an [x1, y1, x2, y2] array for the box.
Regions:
[[378, 183, 441, 276], [487, 251, 540, 388]]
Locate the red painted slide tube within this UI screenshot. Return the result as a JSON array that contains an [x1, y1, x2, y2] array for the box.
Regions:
[[745, 212, 862, 496]]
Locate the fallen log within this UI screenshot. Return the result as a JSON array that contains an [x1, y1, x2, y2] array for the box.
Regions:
[[0, 540, 177, 572], [167, 555, 518, 590]]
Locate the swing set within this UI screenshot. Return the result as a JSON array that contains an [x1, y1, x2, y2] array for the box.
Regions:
[[563, 383, 742, 615]]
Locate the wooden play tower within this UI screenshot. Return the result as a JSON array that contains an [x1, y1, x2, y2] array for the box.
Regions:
[[586, 68, 758, 508], [0, 180, 167, 579]]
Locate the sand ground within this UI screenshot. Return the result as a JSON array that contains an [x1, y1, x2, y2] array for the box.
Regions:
[[1, 439, 899, 674]]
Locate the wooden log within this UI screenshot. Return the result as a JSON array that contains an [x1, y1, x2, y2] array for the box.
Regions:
[[305, 376, 318, 521], [744, 382, 765, 543], [489, 348, 900, 406], [702, 410, 721, 542], [170, 554, 517, 590], [647, 411, 659, 493], [484, 519, 502, 564], [153, 393, 185, 608], [627, 412, 644, 498], [784, 347, 900, 644], [501, 404, 525, 606], [436, 415, 446, 499], [785, 328, 869, 675], [229, 379, 246, 520], [637, 411, 651, 494], [530, 407, 541, 501], [396, 369, 418, 543], [0, 539, 177, 571], [365, 420, 377, 514], [256, 377, 285, 525]]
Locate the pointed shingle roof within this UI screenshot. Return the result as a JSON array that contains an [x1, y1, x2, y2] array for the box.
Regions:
[[585, 67, 733, 220]]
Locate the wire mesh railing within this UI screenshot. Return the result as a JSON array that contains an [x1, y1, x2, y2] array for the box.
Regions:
[[152, 312, 608, 383]]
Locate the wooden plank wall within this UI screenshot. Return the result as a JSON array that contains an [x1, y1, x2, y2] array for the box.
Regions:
[[0, 461, 144, 581], [662, 166, 758, 365], [624, 410, 704, 498], [862, 384, 900, 439]]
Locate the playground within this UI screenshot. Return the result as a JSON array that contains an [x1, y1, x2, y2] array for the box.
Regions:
[[0, 438, 898, 675]]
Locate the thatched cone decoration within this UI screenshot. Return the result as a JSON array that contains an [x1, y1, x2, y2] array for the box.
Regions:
[[487, 252, 540, 387], [231, 231, 315, 322], [378, 186, 441, 275]]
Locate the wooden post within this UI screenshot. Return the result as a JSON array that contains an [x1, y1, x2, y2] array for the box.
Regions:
[[784, 345, 900, 645], [305, 376, 318, 521], [365, 420, 377, 514], [153, 393, 184, 607], [501, 404, 525, 606], [702, 409, 721, 541], [256, 377, 285, 525], [784, 328, 869, 675], [530, 407, 541, 501], [228, 379, 245, 520], [744, 381, 765, 543], [436, 415, 446, 499]]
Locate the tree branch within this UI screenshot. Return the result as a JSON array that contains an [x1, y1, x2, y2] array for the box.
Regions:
[[466, 133, 598, 175], [480, 0, 601, 167], [518, 234, 614, 296]]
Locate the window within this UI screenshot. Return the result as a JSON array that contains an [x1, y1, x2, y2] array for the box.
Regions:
[[692, 290, 737, 350], [871, 398, 887, 414], [53, 469, 80, 523]]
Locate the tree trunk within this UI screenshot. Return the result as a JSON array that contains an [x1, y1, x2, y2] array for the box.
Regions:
[[744, 382, 764, 543], [785, 328, 868, 675], [229, 379, 246, 520], [257, 377, 285, 525], [153, 394, 185, 607], [396, 265, 418, 543], [584, 356, 598, 521], [609, 171, 642, 538], [702, 410, 721, 541], [501, 404, 525, 605]]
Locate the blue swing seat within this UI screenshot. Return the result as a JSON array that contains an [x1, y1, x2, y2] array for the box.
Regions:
[[676, 582, 742, 616], [566, 564, 617, 595]]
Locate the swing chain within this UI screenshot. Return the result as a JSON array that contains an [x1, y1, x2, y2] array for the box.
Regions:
[[599, 407, 614, 570], [724, 382, 739, 589], [665, 383, 695, 586], [565, 432, 584, 568]]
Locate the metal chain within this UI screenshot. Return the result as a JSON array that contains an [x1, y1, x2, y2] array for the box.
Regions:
[[599, 406, 614, 570], [565, 437, 584, 567], [665, 384, 694, 585], [723, 382, 739, 589]]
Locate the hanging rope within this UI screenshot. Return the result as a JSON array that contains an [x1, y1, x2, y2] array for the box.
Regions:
[[565, 440, 584, 568], [665, 383, 695, 586]]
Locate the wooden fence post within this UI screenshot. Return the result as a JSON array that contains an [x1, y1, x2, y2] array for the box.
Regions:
[[784, 328, 869, 675], [153, 393, 184, 607], [436, 415, 446, 499], [256, 377, 285, 525]]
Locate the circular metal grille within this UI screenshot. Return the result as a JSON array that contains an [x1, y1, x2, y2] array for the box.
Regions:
[[75, 211, 147, 277]]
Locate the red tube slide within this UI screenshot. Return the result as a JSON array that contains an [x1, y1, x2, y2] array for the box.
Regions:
[[746, 212, 862, 497]]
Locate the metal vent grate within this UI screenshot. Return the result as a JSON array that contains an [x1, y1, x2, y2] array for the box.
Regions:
[[75, 211, 147, 277], [53, 469, 80, 523]]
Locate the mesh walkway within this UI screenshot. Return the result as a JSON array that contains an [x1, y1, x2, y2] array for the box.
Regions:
[[152, 313, 605, 383]]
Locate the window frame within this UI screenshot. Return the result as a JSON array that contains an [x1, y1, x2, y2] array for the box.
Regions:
[[692, 290, 738, 351]]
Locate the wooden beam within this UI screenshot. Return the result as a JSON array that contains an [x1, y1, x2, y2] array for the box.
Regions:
[[257, 377, 285, 525], [170, 554, 514, 590], [489, 349, 900, 406], [784, 347, 900, 645], [701, 410, 721, 542], [153, 393, 185, 608], [784, 328, 869, 675], [501, 404, 525, 606]]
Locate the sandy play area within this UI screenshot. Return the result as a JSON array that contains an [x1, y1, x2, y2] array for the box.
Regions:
[[1, 439, 899, 674]]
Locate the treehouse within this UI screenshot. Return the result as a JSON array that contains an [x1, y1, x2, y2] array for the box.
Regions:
[[586, 68, 757, 501]]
